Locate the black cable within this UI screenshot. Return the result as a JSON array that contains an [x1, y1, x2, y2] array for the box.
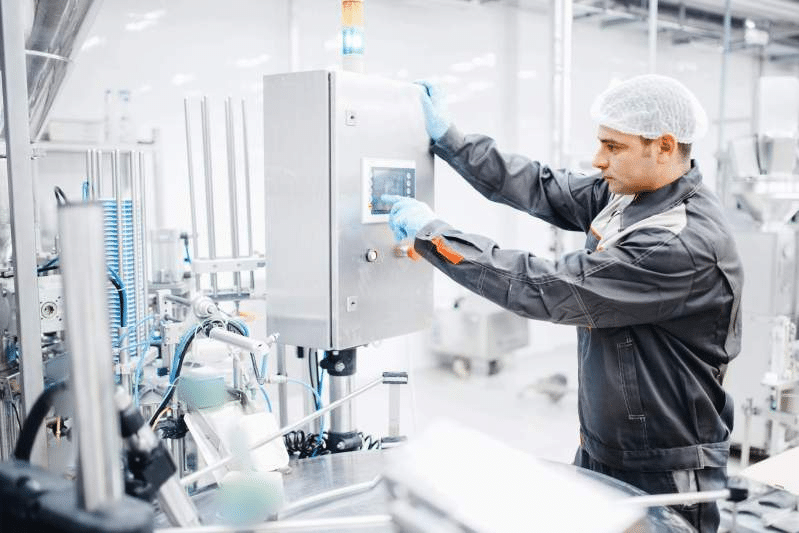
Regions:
[[283, 430, 330, 459], [53, 186, 69, 206], [359, 432, 382, 450], [10, 401, 22, 431], [107, 271, 127, 327], [14, 381, 68, 461]]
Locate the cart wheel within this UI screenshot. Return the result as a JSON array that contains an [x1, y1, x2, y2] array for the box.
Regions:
[[488, 359, 501, 375], [452, 357, 471, 379]]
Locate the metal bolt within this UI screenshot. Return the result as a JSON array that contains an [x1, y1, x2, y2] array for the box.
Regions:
[[334, 362, 345, 373], [337, 441, 345, 450]]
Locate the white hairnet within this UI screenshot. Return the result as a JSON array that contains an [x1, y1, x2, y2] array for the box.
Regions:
[[590, 74, 708, 144]]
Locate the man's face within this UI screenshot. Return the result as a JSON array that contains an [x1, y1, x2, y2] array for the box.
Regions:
[[591, 126, 660, 195]]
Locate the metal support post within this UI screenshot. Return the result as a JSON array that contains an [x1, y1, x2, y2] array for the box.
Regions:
[[241, 100, 256, 291], [648, 0, 658, 73], [715, 0, 732, 201], [276, 344, 289, 426], [549, 0, 572, 260], [224, 97, 241, 294], [59, 203, 124, 511], [200, 97, 218, 295], [183, 99, 201, 291], [321, 348, 360, 452], [112, 150, 131, 392], [0, 0, 46, 465]]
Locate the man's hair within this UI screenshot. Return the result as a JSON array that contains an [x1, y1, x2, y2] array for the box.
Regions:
[[639, 136, 691, 160]]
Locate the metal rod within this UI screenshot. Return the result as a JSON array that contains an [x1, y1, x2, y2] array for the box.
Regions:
[[307, 349, 321, 434], [279, 476, 382, 519], [130, 153, 144, 378], [330, 375, 354, 434], [625, 489, 731, 508], [648, 0, 658, 73], [241, 99, 256, 291], [207, 327, 269, 354], [85, 151, 95, 200], [741, 397, 753, 469], [59, 203, 124, 511], [183, 99, 201, 291], [0, 0, 46, 465], [276, 344, 288, 426], [180, 376, 384, 486], [113, 151, 131, 391], [200, 97, 218, 295], [156, 514, 393, 533], [224, 97, 241, 294], [715, 0, 732, 200], [138, 152, 149, 323], [95, 150, 104, 198], [388, 381, 401, 438], [549, 0, 572, 260]]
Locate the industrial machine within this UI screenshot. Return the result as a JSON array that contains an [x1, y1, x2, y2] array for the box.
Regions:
[[721, 75, 799, 461], [430, 295, 530, 377], [0, 1, 760, 531], [264, 69, 434, 451]]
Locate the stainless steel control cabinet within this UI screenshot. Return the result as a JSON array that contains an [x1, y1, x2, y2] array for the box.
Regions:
[[264, 70, 434, 350]]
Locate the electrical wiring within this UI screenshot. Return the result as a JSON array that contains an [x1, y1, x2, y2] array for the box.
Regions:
[[149, 318, 250, 426], [283, 430, 329, 459]]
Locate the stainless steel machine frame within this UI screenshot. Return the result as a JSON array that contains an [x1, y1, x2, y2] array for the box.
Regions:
[[264, 70, 434, 350]]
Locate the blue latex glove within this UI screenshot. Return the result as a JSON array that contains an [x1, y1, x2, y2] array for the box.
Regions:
[[414, 80, 450, 142], [382, 194, 436, 242]]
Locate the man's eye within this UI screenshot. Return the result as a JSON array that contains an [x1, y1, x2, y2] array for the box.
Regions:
[[606, 144, 617, 152]]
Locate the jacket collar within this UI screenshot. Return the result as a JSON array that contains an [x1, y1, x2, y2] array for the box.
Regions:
[[620, 161, 703, 230]]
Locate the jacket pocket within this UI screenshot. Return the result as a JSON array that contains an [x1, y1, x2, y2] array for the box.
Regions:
[[617, 340, 646, 418]]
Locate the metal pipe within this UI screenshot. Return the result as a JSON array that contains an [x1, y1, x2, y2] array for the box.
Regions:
[[330, 375, 354, 434], [200, 97, 218, 295], [0, 0, 46, 465], [626, 489, 731, 508], [279, 476, 382, 519], [276, 344, 289, 426], [240, 99, 256, 291], [130, 153, 144, 377], [156, 515, 393, 533], [95, 150, 104, 198], [549, 0, 572, 260], [648, 0, 658, 73], [715, 0, 732, 198], [59, 203, 124, 511], [224, 97, 241, 294], [183, 99, 201, 291], [85, 151, 95, 199], [138, 152, 149, 319], [306, 349, 321, 434], [113, 151, 131, 391], [180, 376, 384, 486], [207, 327, 269, 355]]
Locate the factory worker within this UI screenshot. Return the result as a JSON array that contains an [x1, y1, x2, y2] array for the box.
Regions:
[[384, 74, 742, 533]]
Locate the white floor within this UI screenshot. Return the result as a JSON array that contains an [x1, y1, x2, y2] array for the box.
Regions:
[[403, 343, 581, 465]]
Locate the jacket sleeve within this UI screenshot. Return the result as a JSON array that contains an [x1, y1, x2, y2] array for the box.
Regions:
[[414, 220, 704, 328], [432, 126, 611, 233]]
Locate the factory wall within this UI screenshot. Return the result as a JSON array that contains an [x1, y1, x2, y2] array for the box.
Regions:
[[44, 0, 799, 435]]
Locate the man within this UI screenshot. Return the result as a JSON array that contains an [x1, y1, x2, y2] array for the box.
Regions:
[[385, 75, 742, 533]]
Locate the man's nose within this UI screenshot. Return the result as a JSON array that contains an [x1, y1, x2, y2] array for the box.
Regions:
[[592, 152, 608, 170]]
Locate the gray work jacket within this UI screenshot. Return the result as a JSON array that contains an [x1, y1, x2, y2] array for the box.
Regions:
[[415, 126, 743, 472]]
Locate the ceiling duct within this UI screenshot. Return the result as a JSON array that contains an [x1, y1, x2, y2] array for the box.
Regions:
[[1, 0, 102, 142]]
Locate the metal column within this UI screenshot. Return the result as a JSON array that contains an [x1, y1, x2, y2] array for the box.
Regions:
[[0, 0, 46, 465], [715, 0, 733, 200], [648, 0, 659, 73], [549, 0, 572, 260], [59, 203, 124, 511]]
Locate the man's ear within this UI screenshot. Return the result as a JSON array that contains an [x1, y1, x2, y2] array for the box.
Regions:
[[657, 134, 677, 163]]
